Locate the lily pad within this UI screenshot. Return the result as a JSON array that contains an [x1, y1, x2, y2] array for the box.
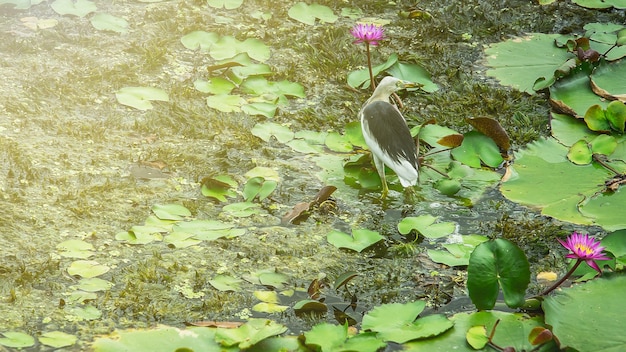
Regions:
[[75, 277, 114, 292], [500, 137, 626, 228], [90, 13, 128, 33], [543, 274, 626, 351], [484, 33, 572, 93], [304, 324, 385, 352], [67, 260, 110, 278], [181, 31, 219, 51], [287, 2, 338, 25], [215, 319, 287, 349], [450, 131, 504, 168], [361, 301, 453, 343], [50, 0, 96, 17], [92, 325, 222, 351], [116, 87, 169, 111], [209, 274, 243, 292], [348, 54, 398, 89], [194, 77, 235, 95], [201, 175, 238, 202], [57, 239, 95, 259], [397, 215, 456, 239], [467, 239, 530, 309], [210, 36, 270, 62], [251, 122, 294, 144], [427, 235, 489, 267], [39, 331, 77, 348], [206, 94, 245, 112], [0, 332, 35, 348], [151, 203, 191, 221], [207, 0, 243, 9], [327, 228, 384, 252]]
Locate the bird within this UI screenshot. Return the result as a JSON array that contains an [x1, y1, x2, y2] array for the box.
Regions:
[[359, 76, 419, 198]]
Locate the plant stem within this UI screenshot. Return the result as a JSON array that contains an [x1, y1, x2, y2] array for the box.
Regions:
[[538, 259, 582, 297], [365, 42, 376, 91]]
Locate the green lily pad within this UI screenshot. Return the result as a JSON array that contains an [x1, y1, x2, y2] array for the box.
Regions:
[[543, 274, 626, 351], [397, 215, 456, 239], [591, 59, 626, 101], [90, 13, 128, 33], [206, 94, 245, 112], [500, 137, 625, 228], [75, 277, 114, 292], [451, 131, 503, 168], [116, 225, 165, 244], [327, 228, 384, 252], [243, 176, 276, 201], [579, 191, 626, 231], [404, 311, 551, 351], [50, 0, 96, 17], [172, 219, 236, 241], [201, 174, 238, 202], [245, 166, 281, 182], [210, 36, 270, 62], [606, 100, 626, 133], [484, 33, 572, 93], [39, 331, 77, 348], [427, 235, 489, 267], [215, 319, 287, 349], [209, 274, 243, 292], [0, 0, 45, 10], [467, 239, 530, 309], [362, 301, 453, 344], [222, 202, 263, 217], [0, 332, 35, 348], [92, 325, 222, 351], [67, 260, 110, 278], [304, 324, 385, 352], [163, 231, 201, 248], [584, 104, 611, 132], [465, 325, 488, 349], [116, 87, 169, 111], [287, 2, 337, 25], [57, 239, 95, 259], [229, 63, 273, 82], [151, 203, 191, 221], [251, 122, 294, 144], [68, 304, 102, 321], [567, 139, 593, 165], [550, 68, 608, 118], [244, 268, 289, 289], [207, 0, 242, 9], [348, 54, 399, 89], [240, 77, 305, 105], [194, 77, 235, 95], [242, 102, 278, 118], [181, 30, 219, 51]]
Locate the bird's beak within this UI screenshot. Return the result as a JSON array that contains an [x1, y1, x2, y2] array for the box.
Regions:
[[400, 80, 419, 89]]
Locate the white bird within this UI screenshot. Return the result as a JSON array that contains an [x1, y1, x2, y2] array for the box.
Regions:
[[359, 76, 419, 198]]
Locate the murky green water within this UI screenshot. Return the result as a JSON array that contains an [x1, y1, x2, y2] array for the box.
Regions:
[[0, 0, 621, 349]]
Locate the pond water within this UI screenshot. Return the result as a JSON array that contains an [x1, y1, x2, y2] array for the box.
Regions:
[[0, 0, 622, 349]]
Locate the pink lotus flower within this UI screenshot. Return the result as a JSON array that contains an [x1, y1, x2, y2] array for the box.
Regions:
[[558, 232, 609, 273], [350, 23, 385, 46]]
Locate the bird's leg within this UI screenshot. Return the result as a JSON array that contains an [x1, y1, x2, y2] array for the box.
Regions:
[[372, 155, 388, 199]]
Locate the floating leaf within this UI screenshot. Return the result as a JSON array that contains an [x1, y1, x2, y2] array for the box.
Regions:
[[287, 2, 337, 25], [76, 277, 114, 292], [0, 332, 35, 348], [209, 275, 243, 292], [193, 77, 235, 95], [240, 77, 305, 105], [68, 304, 102, 321], [543, 274, 626, 351], [215, 319, 287, 349], [207, 0, 243, 9], [206, 94, 245, 112], [466, 326, 488, 349], [210, 36, 270, 62], [181, 30, 219, 51], [90, 13, 128, 33], [484, 33, 572, 93], [222, 202, 263, 217], [567, 139, 593, 165], [451, 131, 504, 168], [241, 102, 277, 118], [243, 177, 277, 202], [606, 100, 626, 133], [57, 240, 95, 259], [163, 231, 201, 248], [152, 203, 191, 221], [116, 87, 169, 111], [465, 117, 510, 152], [201, 175, 238, 202], [427, 235, 489, 267], [245, 166, 281, 182], [397, 215, 456, 239], [251, 122, 294, 144], [50, 0, 96, 17], [362, 301, 453, 343], [39, 331, 78, 348], [327, 229, 383, 252], [67, 260, 110, 278], [467, 239, 530, 310], [92, 325, 222, 351], [304, 324, 385, 352]]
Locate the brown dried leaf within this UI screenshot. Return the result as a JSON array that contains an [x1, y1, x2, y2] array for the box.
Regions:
[[311, 185, 337, 206], [549, 99, 580, 118], [436, 134, 464, 148], [466, 117, 511, 152], [281, 202, 311, 225]]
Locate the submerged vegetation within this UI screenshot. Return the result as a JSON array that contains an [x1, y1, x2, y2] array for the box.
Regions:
[[0, 0, 625, 350]]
